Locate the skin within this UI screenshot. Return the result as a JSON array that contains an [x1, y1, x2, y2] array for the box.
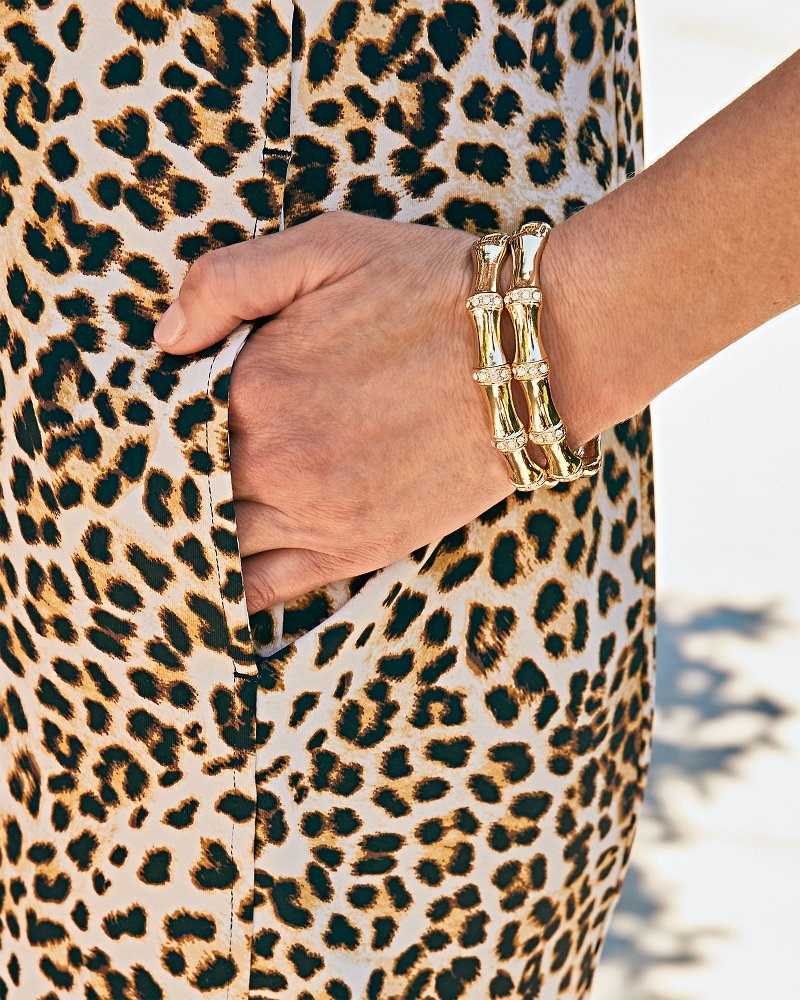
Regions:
[[155, 48, 800, 615]]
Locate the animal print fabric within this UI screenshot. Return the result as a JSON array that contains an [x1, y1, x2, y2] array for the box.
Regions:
[[0, 1, 654, 998]]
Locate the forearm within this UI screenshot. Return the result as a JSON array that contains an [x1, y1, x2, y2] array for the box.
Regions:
[[540, 47, 800, 449]]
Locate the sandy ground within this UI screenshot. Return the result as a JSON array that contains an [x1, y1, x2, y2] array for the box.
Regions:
[[592, 4, 800, 998]]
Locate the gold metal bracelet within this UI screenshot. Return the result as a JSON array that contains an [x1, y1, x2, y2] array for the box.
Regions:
[[465, 233, 548, 492], [504, 221, 602, 485]]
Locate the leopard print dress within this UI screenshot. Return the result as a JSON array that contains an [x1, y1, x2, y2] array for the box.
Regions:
[[0, 1, 655, 997]]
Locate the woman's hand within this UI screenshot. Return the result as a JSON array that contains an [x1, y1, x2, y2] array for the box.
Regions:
[[153, 211, 551, 614]]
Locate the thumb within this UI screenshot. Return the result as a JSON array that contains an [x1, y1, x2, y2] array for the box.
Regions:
[[153, 214, 343, 355]]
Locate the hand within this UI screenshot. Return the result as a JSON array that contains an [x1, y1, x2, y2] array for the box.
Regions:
[[153, 211, 542, 614]]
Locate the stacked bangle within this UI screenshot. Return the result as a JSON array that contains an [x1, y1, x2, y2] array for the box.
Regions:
[[465, 222, 602, 492]]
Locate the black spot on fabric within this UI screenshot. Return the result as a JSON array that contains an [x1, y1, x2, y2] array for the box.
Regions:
[[443, 197, 498, 233], [97, 109, 149, 159], [284, 135, 337, 215], [344, 176, 398, 217], [441, 552, 482, 591], [408, 165, 447, 199], [127, 544, 174, 593], [493, 26, 525, 69], [330, 0, 360, 40], [602, 450, 630, 502], [456, 142, 510, 185], [255, 3, 290, 66], [165, 910, 216, 941], [427, 2, 480, 71], [324, 912, 360, 949], [4, 83, 39, 150], [466, 604, 515, 673], [490, 533, 518, 586], [385, 589, 427, 639], [283, 592, 334, 640], [424, 608, 451, 646], [144, 470, 173, 527], [316, 623, 353, 666], [569, 4, 596, 63], [598, 570, 621, 615], [94, 174, 122, 208], [13, 399, 43, 458], [193, 955, 236, 990], [6, 21, 54, 80], [308, 38, 338, 85], [138, 849, 171, 885], [576, 111, 612, 188], [525, 510, 558, 559], [197, 142, 236, 177], [589, 66, 606, 102], [535, 581, 565, 625], [191, 840, 238, 890], [116, 1, 168, 43], [102, 904, 147, 940], [485, 686, 519, 725], [527, 113, 566, 186], [58, 6, 83, 49], [174, 534, 212, 580], [346, 84, 380, 120], [310, 99, 343, 126], [461, 79, 492, 122], [391, 145, 421, 176], [103, 48, 144, 88], [45, 139, 78, 182], [288, 941, 323, 976], [571, 599, 589, 652], [384, 76, 450, 150], [346, 127, 374, 163], [358, 12, 424, 82], [565, 530, 585, 568], [530, 17, 564, 94]]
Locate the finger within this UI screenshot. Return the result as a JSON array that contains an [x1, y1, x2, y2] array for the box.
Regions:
[[234, 500, 306, 557], [241, 548, 344, 615], [153, 213, 350, 355]]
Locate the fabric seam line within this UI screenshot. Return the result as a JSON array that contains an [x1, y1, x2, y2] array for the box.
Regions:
[[204, 345, 241, 999]]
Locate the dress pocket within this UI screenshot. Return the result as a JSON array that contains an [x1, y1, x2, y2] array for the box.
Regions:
[[171, 320, 259, 672]]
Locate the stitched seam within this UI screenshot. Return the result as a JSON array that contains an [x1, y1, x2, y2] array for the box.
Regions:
[[204, 346, 240, 999]]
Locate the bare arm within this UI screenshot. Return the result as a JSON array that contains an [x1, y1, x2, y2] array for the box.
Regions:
[[541, 47, 800, 449]]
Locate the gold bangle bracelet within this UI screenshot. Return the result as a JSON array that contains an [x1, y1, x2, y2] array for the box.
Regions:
[[466, 223, 602, 492], [465, 233, 548, 492]]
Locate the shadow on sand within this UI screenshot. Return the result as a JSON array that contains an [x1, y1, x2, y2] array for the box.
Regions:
[[598, 598, 793, 997]]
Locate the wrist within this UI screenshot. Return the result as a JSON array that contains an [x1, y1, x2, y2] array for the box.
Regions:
[[538, 217, 616, 452]]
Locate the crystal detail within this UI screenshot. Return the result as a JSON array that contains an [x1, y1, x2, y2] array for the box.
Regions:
[[467, 291, 502, 311], [504, 287, 542, 305], [512, 361, 549, 379], [494, 431, 527, 452], [529, 424, 565, 445], [473, 365, 511, 385]]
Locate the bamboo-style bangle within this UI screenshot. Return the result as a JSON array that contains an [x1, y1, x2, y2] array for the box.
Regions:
[[465, 223, 602, 493], [465, 233, 548, 492], [504, 221, 601, 484]]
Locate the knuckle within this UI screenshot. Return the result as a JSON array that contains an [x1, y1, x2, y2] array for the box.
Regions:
[[244, 568, 278, 613], [229, 357, 293, 429], [183, 248, 231, 301]]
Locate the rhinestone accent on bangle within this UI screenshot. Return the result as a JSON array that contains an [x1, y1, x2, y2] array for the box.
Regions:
[[465, 291, 504, 310], [493, 430, 528, 452], [473, 364, 512, 385], [512, 360, 549, 379], [504, 287, 542, 305], [528, 424, 566, 446]]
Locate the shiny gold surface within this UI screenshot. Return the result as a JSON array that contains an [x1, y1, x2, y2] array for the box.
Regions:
[[466, 233, 547, 492], [505, 222, 603, 485]]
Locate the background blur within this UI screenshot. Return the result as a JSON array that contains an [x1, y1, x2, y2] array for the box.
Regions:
[[593, 3, 800, 998]]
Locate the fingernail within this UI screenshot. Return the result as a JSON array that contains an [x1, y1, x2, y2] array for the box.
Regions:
[[154, 300, 187, 347]]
